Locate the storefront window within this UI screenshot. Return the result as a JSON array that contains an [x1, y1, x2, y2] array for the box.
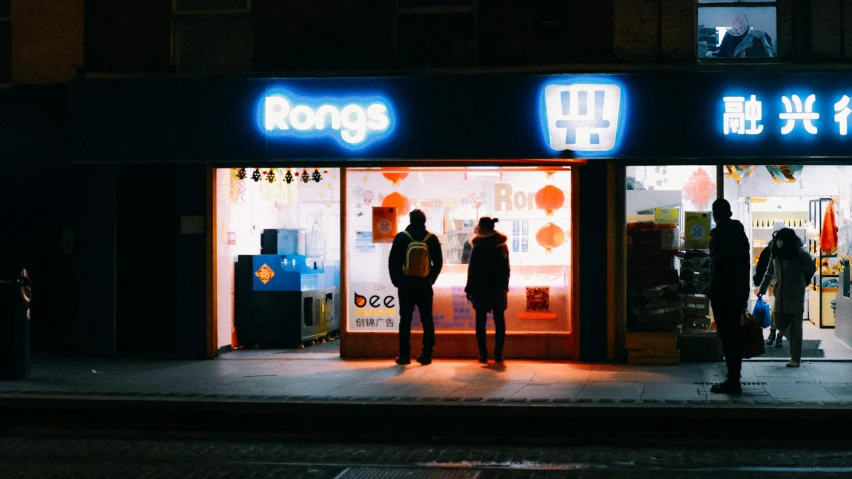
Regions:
[[698, 1, 777, 59], [215, 168, 342, 350], [346, 167, 572, 334], [625, 166, 718, 334]]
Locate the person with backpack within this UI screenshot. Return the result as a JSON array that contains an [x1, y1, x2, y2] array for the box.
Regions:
[[388, 209, 443, 365], [465, 217, 510, 363], [756, 227, 816, 368]]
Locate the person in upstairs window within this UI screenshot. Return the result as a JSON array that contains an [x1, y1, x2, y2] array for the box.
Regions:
[[713, 14, 774, 58], [465, 217, 510, 364]]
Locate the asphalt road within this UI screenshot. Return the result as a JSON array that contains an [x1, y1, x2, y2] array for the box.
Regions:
[[3, 427, 852, 478]]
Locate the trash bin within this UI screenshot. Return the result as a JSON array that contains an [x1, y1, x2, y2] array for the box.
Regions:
[[0, 268, 31, 379]]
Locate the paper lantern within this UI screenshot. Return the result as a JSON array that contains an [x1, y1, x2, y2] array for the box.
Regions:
[[382, 192, 411, 217], [382, 167, 410, 186], [535, 185, 565, 216], [536, 223, 565, 253]]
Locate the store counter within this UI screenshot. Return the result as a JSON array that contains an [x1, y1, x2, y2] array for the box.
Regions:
[[235, 255, 340, 347]]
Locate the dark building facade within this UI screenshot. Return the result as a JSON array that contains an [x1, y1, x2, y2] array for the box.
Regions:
[[6, 0, 852, 361]]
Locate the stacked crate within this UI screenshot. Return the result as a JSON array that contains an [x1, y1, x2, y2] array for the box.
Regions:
[[627, 223, 682, 333], [680, 253, 712, 330]]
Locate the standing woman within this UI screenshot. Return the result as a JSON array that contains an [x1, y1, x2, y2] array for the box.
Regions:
[[757, 228, 816, 367], [465, 217, 510, 363]]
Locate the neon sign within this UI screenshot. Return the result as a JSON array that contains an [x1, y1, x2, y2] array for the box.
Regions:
[[542, 81, 624, 153], [258, 89, 393, 148], [719, 93, 852, 137]]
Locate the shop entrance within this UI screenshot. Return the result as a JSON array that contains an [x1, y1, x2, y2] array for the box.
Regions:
[[624, 165, 852, 363], [214, 167, 342, 354]]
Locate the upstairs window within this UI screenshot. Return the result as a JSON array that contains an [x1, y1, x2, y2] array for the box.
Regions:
[[698, 1, 777, 59]]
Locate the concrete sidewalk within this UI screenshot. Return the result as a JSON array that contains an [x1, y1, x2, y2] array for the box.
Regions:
[[2, 350, 852, 407]]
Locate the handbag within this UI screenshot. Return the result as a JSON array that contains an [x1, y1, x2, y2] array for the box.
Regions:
[[740, 309, 766, 359]]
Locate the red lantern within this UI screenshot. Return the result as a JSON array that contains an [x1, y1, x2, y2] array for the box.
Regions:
[[382, 192, 411, 217], [381, 167, 410, 186], [535, 185, 565, 216], [536, 223, 565, 253]]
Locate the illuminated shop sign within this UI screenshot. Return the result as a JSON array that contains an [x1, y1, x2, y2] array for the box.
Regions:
[[721, 92, 852, 137], [542, 80, 625, 154], [258, 89, 394, 148]]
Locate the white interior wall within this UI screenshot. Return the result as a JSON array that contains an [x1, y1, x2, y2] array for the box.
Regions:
[[215, 168, 341, 350]]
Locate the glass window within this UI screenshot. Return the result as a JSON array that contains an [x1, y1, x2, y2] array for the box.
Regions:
[[346, 167, 572, 334], [215, 168, 342, 350], [698, 1, 777, 59], [625, 166, 718, 333]]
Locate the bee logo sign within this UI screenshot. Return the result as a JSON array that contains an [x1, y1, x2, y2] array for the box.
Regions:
[[350, 284, 399, 330]]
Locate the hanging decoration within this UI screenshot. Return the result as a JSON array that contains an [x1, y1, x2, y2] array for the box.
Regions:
[[724, 165, 754, 184], [535, 223, 565, 254], [301, 168, 310, 184], [381, 167, 410, 186], [312, 169, 323, 183], [683, 167, 716, 211], [382, 192, 412, 216], [251, 169, 261, 182], [765, 165, 803, 184], [230, 168, 246, 204], [265, 169, 276, 183], [284, 169, 294, 184], [534, 185, 565, 216], [236, 168, 247, 180]]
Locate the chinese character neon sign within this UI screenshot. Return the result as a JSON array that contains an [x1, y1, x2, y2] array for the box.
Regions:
[[259, 89, 393, 148], [718, 92, 852, 137], [543, 82, 623, 152]]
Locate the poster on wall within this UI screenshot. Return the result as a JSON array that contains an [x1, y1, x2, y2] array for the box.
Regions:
[[684, 212, 711, 250], [350, 282, 399, 331], [372, 207, 398, 243], [654, 208, 680, 226]]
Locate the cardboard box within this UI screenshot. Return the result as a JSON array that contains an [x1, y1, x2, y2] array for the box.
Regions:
[[625, 332, 678, 351]]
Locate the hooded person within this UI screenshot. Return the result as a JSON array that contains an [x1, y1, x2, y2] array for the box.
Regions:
[[758, 227, 816, 368], [754, 221, 785, 346], [708, 199, 751, 394], [464, 217, 510, 363]]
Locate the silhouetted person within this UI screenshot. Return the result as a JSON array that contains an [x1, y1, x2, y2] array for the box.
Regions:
[[754, 221, 784, 347], [708, 199, 750, 394], [388, 209, 443, 365], [757, 228, 815, 368], [465, 217, 510, 363]]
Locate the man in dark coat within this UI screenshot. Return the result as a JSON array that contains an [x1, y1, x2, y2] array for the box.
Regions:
[[465, 217, 510, 363], [708, 199, 751, 394], [388, 209, 443, 365]]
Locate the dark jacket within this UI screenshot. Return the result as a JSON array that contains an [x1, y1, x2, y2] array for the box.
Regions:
[[753, 242, 773, 287], [464, 232, 510, 310], [709, 218, 751, 305], [388, 224, 443, 288]]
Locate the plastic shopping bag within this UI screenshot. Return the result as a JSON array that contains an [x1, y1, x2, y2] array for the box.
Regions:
[[752, 297, 771, 329]]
